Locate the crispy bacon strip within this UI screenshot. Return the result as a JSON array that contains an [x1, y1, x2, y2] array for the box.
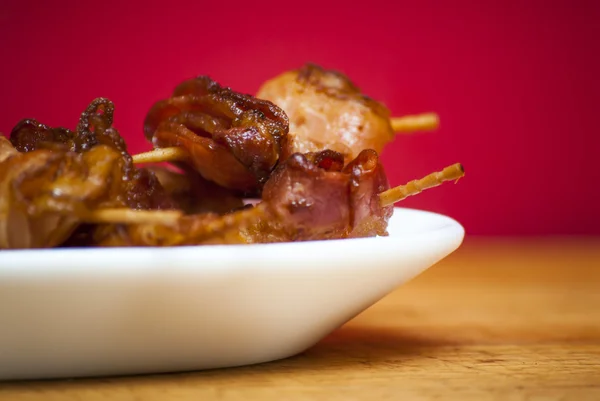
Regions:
[[92, 149, 393, 247], [143, 76, 289, 193], [9, 99, 178, 211], [58, 149, 465, 248], [245, 151, 464, 244], [244, 149, 393, 243], [10, 98, 126, 154]]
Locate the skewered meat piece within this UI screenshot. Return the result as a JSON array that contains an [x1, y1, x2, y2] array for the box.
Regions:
[[9, 98, 177, 211], [91, 149, 392, 247], [256, 63, 395, 162], [143, 76, 289, 194], [0, 144, 133, 249], [2, 70, 463, 249], [64, 165, 249, 248], [58, 150, 463, 248], [133, 65, 439, 174], [245, 152, 462, 244], [100, 147, 466, 248], [244, 148, 393, 243], [1, 97, 186, 250]]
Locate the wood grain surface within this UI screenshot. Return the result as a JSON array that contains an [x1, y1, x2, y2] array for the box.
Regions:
[[2, 237, 599, 400]]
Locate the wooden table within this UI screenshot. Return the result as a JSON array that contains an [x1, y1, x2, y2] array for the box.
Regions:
[[2, 238, 599, 400]]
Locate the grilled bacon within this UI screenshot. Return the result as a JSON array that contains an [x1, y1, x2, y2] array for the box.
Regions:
[[144, 76, 289, 194]]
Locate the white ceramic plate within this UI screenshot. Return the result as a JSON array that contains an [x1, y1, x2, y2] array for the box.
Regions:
[[0, 207, 464, 380]]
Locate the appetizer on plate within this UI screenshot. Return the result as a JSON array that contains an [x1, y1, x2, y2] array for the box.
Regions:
[[0, 64, 464, 250]]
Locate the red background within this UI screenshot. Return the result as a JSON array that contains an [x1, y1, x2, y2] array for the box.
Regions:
[[1, 0, 598, 235]]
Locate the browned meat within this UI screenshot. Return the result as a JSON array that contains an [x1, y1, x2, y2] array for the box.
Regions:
[[10, 98, 127, 155], [245, 149, 393, 243], [0, 145, 128, 249], [256, 64, 395, 161], [10, 120, 76, 153], [92, 204, 267, 247], [9, 98, 177, 211], [257, 151, 351, 241], [144, 76, 289, 194], [0, 67, 464, 250], [122, 167, 178, 211], [1, 98, 187, 249], [147, 165, 245, 215], [88, 148, 394, 247], [344, 149, 394, 238]]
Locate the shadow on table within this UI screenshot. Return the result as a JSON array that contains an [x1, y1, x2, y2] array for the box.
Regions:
[[2, 325, 455, 389], [295, 324, 464, 368]]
